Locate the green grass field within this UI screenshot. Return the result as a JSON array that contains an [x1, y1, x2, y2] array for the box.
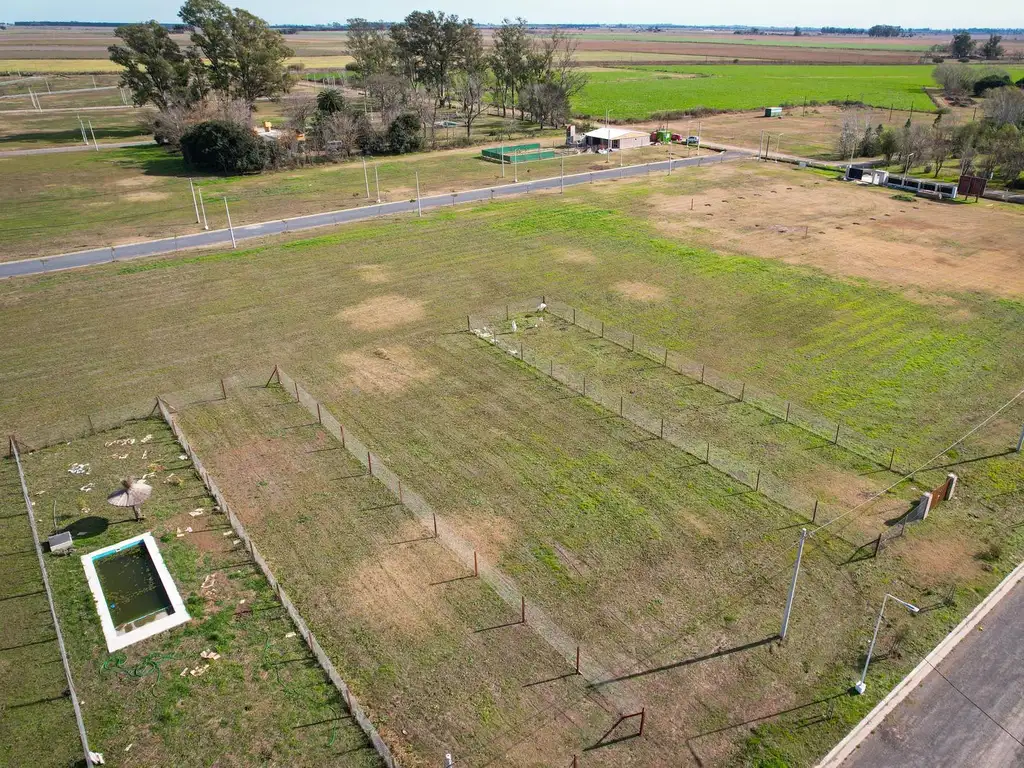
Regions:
[[573, 65, 949, 118], [6, 420, 380, 767], [1, 164, 1022, 765]]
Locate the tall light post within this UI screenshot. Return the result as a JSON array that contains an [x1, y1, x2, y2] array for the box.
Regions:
[[854, 593, 919, 695]]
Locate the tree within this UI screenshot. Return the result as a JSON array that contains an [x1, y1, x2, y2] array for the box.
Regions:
[[390, 11, 481, 105], [878, 127, 898, 163], [179, 0, 293, 106], [973, 71, 1012, 96], [108, 21, 199, 110], [793, 27, 802, 37], [490, 18, 532, 118], [990, 124, 1024, 184], [981, 34, 1004, 60], [179, 119, 273, 174], [386, 112, 424, 154], [345, 18, 396, 78], [868, 25, 903, 38], [835, 116, 860, 159], [983, 86, 1024, 127], [520, 29, 587, 127], [316, 88, 345, 114], [933, 61, 977, 98], [454, 69, 488, 137], [950, 31, 975, 59], [927, 124, 953, 176], [318, 111, 360, 157], [365, 73, 411, 125]]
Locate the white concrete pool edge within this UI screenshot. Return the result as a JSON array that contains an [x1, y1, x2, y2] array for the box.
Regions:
[[81, 531, 190, 652]]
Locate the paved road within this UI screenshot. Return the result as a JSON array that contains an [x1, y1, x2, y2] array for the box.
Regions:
[[845, 579, 1024, 767], [0, 140, 152, 157], [0, 149, 753, 280]]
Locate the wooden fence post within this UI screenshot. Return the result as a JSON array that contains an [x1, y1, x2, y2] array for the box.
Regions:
[[873, 534, 882, 558], [265, 365, 279, 387], [639, 708, 646, 736], [433, 513, 438, 538], [834, 423, 841, 445], [367, 452, 373, 476], [474, 550, 478, 577], [316, 403, 322, 425], [521, 596, 526, 624], [575, 646, 581, 675], [220, 378, 227, 400], [293, 382, 299, 402], [812, 499, 818, 523]]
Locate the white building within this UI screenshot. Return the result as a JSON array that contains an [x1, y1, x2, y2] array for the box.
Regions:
[[583, 127, 651, 151]]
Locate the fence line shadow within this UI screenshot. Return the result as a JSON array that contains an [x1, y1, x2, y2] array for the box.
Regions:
[[592, 635, 776, 687]]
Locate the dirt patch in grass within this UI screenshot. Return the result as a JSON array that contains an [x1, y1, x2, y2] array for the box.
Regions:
[[337, 344, 438, 395], [898, 533, 984, 587], [614, 280, 667, 302], [355, 264, 391, 284], [558, 249, 598, 264], [114, 176, 160, 188], [338, 294, 426, 331], [648, 165, 1024, 298], [122, 191, 170, 203]]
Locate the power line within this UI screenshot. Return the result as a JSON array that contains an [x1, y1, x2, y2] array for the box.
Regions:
[[921, 657, 1024, 750]]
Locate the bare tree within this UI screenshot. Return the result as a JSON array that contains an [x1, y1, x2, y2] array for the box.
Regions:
[[454, 69, 488, 137], [932, 61, 977, 100], [319, 111, 360, 158], [983, 86, 1024, 127], [365, 73, 411, 125]]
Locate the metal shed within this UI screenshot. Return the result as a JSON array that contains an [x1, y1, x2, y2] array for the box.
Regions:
[[764, 107, 783, 117]]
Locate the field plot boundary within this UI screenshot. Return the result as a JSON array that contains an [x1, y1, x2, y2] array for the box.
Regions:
[[468, 299, 923, 558], [270, 366, 639, 714], [156, 398, 399, 768], [9, 438, 94, 767], [541, 298, 905, 473]]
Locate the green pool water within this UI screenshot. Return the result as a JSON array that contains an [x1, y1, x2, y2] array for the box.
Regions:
[[93, 543, 172, 629]]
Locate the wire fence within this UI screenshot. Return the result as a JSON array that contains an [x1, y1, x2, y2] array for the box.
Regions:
[[9, 438, 95, 768], [271, 366, 640, 716], [542, 298, 905, 474], [157, 396, 398, 768], [467, 312, 930, 558]]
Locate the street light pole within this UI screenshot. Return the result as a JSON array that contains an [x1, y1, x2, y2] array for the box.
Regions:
[[902, 153, 915, 186], [223, 197, 236, 249], [855, 593, 919, 695], [362, 156, 370, 199], [415, 171, 422, 217]]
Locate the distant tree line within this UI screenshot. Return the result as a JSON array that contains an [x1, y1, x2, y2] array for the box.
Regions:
[[867, 25, 906, 38], [820, 27, 867, 35]]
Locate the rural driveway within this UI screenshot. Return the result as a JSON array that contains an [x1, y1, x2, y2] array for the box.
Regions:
[[843, 578, 1024, 767], [0, 149, 754, 280]]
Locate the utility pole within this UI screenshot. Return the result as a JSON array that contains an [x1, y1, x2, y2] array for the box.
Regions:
[[198, 189, 209, 230], [223, 197, 236, 249], [415, 171, 422, 217], [560, 157, 564, 193], [779, 528, 807, 641], [500, 142, 505, 178], [759, 129, 764, 160], [189, 178, 200, 224], [374, 165, 381, 203], [87, 119, 99, 150], [1016, 423, 1024, 453], [78, 115, 89, 144], [361, 156, 370, 199], [513, 151, 518, 183]]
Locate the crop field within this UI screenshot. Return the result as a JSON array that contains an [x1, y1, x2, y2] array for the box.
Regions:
[[573, 65, 948, 119], [1, 159, 1023, 765], [5, 419, 381, 767], [0, 140, 715, 262]]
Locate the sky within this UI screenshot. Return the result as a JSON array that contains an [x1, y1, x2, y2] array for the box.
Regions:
[[3, 0, 1019, 29]]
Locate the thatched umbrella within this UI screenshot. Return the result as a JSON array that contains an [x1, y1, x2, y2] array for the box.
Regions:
[[108, 477, 152, 522]]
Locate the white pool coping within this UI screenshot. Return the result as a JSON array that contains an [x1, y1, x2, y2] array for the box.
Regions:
[[81, 532, 190, 652]]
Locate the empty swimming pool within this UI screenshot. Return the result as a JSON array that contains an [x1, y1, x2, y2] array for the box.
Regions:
[[82, 533, 190, 652]]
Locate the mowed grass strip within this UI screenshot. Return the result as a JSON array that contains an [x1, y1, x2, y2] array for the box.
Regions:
[[574, 64, 964, 118], [0, 459, 82, 768], [176, 381, 611, 766], [18, 419, 381, 767]]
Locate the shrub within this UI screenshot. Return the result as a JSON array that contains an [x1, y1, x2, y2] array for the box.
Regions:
[[386, 112, 424, 154], [974, 73, 1013, 96], [180, 120, 272, 175], [977, 542, 1003, 562], [355, 114, 387, 155]]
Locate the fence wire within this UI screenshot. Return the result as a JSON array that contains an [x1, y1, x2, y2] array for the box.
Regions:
[[542, 298, 902, 472], [272, 366, 639, 715], [158, 397, 398, 768]]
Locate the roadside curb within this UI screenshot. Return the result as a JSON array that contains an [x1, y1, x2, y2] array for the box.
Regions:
[[816, 559, 1024, 767]]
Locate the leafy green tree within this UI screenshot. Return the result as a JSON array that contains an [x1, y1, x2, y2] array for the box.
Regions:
[[179, 0, 293, 106], [386, 112, 424, 154], [345, 18, 396, 78], [878, 126, 898, 163], [316, 88, 345, 114], [391, 11, 482, 105], [489, 18, 531, 117], [108, 21, 200, 109], [950, 31, 975, 59], [981, 34, 1004, 60], [179, 119, 273, 173]]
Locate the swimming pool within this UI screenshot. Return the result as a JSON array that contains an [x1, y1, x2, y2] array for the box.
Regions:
[[82, 533, 190, 652]]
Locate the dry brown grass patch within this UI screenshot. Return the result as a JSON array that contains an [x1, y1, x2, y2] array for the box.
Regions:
[[122, 191, 170, 203], [354, 264, 391, 284], [337, 294, 426, 331], [337, 344, 438, 395], [557, 249, 598, 265], [614, 280, 667, 302]]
